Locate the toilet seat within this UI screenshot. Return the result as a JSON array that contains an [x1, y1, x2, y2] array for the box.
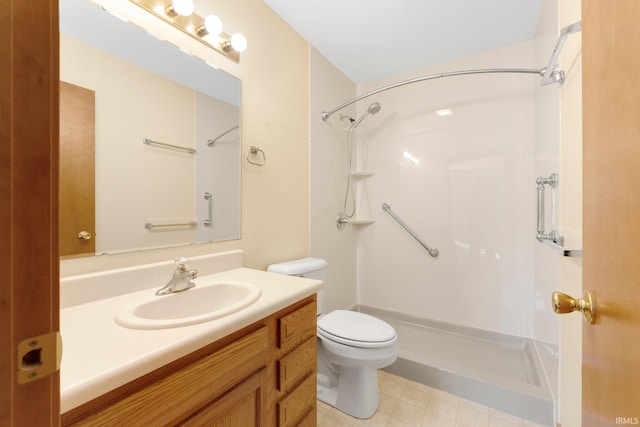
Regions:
[[317, 310, 397, 348]]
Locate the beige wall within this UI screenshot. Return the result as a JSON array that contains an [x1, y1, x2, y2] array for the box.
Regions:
[[217, 0, 310, 270], [61, 0, 311, 276], [558, 0, 583, 425], [309, 47, 358, 312]]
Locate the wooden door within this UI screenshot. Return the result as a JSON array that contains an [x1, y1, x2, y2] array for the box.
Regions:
[[582, 0, 640, 424], [0, 0, 60, 425], [59, 81, 96, 257]]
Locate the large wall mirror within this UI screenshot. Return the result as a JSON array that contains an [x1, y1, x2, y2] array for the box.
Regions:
[[59, 0, 241, 257]]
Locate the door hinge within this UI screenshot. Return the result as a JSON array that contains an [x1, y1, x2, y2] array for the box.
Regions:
[[17, 332, 63, 384]]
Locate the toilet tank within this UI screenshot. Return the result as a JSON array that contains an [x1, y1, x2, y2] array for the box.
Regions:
[[267, 257, 327, 315]]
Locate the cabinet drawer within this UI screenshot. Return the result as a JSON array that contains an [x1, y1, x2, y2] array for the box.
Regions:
[[277, 373, 316, 427], [278, 301, 316, 350], [71, 326, 268, 426], [277, 337, 316, 392]]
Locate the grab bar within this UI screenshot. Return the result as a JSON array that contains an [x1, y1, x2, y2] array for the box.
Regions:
[[204, 192, 212, 227], [143, 138, 196, 154], [536, 173, 563, 244], [382, 203, 439, 257], [535, 174, 582, 257]]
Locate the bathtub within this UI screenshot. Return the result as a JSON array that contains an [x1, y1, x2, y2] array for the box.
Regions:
[[357, 305, 556, 426]]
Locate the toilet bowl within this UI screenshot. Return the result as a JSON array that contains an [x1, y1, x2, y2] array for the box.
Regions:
[[267, 258, 398, 419]]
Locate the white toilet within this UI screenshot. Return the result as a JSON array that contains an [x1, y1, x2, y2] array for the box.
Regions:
[[267, 257, 398, 419]]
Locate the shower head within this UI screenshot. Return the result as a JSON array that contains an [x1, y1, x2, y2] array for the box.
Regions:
[[368, 102, 381, 115], [349, 102, 382, 130]]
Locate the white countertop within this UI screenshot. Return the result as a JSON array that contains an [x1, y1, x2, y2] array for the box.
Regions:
[[60, 267, 322, 413]]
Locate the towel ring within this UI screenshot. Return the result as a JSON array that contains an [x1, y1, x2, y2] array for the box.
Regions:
[[247, 146, 266, 166]]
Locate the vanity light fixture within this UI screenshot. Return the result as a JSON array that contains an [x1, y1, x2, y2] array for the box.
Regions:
[[196, 14, 223, 37], [223, 33, 248, 53], [129, 0, 247, 63], [165, 0, 194, 17]]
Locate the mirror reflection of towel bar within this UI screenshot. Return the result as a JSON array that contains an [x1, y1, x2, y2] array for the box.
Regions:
[[143, 138, 196, 154], [144, 221, 197, 230]]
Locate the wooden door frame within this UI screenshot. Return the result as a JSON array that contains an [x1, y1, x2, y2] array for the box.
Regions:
[[0, 0, 60, 425]]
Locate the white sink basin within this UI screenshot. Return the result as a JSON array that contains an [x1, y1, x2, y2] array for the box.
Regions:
[[115, 281, 262, 329]]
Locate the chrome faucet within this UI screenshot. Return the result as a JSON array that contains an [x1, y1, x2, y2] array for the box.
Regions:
[[156, 257, 198, 296]]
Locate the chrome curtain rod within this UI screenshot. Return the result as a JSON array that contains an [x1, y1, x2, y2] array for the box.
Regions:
[[541, 21, 582, 86], [321, 68, 542, 121], [321, 21, 582, 121], [207, 125, 240, 146]]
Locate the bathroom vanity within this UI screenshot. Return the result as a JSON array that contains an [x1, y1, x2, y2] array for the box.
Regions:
[[59, 253, 321, 427]]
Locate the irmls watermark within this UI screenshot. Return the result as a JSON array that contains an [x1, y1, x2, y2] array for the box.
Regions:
[[616, 417, 640, 425]]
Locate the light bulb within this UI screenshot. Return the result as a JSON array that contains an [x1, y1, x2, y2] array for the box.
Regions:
[[171, 0, 193, 16], [204, 15, 223, 36], [230, 33, 247, 52]]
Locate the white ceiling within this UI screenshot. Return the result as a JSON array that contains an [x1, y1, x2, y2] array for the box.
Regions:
[[264, 0, 544, 84]]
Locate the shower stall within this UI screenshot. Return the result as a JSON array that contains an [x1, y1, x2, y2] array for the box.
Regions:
[[310, 15, 574, 426]]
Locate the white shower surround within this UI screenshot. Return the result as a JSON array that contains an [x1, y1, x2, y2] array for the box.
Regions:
[[356, 42, 537, 337], [311, 36, 560, 343]]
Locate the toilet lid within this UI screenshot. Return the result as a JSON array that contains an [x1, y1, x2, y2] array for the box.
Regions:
[[317, 310, 397, 347]]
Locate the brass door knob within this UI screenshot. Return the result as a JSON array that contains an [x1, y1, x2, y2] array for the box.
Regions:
[[78, 231, 92, 241], [552, 291, 595, 324]]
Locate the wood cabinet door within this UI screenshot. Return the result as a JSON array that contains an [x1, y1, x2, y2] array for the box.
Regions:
[[180, 369, 267, 427]]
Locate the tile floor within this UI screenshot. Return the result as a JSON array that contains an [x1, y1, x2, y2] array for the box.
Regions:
[[316, 371, 548, 427]]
